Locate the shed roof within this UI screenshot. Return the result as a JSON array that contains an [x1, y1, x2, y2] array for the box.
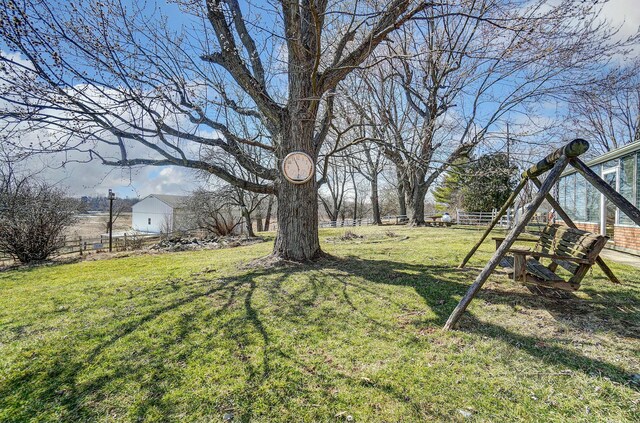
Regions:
[[135, 194, 190, 209]]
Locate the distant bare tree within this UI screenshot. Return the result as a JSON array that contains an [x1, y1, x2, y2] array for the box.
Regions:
[[263, 195, 275, 232], [567, 63, 640, 155], [101, 199, 128, 233], [318, 158, 348, 223], [349, 0, 628, 224]]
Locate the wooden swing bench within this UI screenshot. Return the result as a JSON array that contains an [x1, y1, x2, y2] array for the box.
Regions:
[[492, 224, 609, 291], [445, 140, 633, 330]]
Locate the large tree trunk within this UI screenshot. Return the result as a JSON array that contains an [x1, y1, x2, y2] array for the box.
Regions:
[[272, 113, 322, 260], [352, 185, 358, 224], [404, 172, 427, 226], [370, 177, 382, 225], [241, 206, 255, 237], [256, 215, 264, 232], [397, 182, 407, 219], [264, 196, 273, 231], [396, 168, 407, 220], [405, 190, 425, 225], [273, 180, 321, 260]]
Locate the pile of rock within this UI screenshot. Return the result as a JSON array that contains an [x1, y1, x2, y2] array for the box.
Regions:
[[149, 236, 263, 252]]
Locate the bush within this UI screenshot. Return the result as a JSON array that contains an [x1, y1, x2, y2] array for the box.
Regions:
[[187, 188, 242, 236], [0, 176, 82, 263]]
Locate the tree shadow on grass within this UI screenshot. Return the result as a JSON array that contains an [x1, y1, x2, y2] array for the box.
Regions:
[[1, 254, 637, 421], [0, 272, 248, 421], [315, 256, 639, 383]]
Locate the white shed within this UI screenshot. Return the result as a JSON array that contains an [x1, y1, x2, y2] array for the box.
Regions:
[[131, 194, 191, 234]]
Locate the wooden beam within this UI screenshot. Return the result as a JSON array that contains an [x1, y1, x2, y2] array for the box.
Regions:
[[444, 157, 569, 330], [571, 158, 640, 227], [458, 177, 528, 269], [522, 139, 589, 179], [530, 176, 620, 285]]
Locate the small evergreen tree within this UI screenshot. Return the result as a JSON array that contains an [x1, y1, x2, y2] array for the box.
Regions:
[[433, 157, 469, 211], [460, 153, 518, 212]]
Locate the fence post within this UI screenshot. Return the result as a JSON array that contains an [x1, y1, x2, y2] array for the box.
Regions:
[[78, 236, 82, 256], [124, 233, 127, 250]]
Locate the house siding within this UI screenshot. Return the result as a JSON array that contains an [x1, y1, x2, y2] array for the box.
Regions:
[[573, 222, 600, 233], [132, 197, 174, 233], [613, 225, 640, 253]]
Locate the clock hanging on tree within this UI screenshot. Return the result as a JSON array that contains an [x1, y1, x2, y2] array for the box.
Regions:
[[282, 152, 315, 184]]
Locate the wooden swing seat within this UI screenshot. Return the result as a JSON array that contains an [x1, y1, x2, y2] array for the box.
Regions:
[[493, 224, 609, 291]]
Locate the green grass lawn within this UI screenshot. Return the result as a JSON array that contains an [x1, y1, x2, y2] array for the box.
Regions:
[[1, 227, 638, 422]]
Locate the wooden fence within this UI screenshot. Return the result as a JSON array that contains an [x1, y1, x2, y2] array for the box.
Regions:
[[0, 229, 206, 265], [318, 215, 409, 228], [456, 209, 550, 229]]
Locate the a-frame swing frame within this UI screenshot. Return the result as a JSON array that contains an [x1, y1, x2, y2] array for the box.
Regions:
[[444, 139, 640, 330]]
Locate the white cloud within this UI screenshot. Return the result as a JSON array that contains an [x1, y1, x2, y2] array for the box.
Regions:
[[600, 0, 640, 41], [1, 51, 218, 198], [18, 152, 206, 199]]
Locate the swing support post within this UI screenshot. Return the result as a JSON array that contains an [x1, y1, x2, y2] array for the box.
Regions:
[[444, 139, 593, 330], [444, 157, 569, 330]]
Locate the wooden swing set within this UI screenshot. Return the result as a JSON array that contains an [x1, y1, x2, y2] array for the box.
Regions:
[[444, 139, 640, 330]]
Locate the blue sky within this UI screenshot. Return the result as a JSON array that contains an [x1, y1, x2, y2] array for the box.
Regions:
[[1, 0, 638, 198]]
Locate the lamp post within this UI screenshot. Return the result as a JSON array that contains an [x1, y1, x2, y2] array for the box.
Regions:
[[108, 189, 116, 252]]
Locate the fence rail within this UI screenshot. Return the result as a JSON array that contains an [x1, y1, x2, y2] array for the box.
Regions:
[[456, 209, 550, 228], [319, 215, 409, 228], [319, 219, 367, 228]]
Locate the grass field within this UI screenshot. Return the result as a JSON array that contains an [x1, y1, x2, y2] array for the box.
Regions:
[[0, 226, 638, 422]]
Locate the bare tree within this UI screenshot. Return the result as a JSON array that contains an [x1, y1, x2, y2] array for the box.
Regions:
[[318, 158, 348, 224], [0, 0, 431, 260], [567, 63, 640, 155], [0, 169, 82, 263], [360, 145, 385, 225], [263, 195, 275, 232], [231, 185, 268, 237], [348, 0, 628, 224], [100, 199, 128, 233]]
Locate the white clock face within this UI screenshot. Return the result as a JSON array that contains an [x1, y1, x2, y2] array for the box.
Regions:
[[282, 152, 314, 184]]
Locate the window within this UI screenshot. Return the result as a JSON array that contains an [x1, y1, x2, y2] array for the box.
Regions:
[[574, 175, 587, 221], [148, 218, 151, 225], [565, 173, 576, 220], [586, 164, 601, 223], [601, 159, 618, 172], [619, 154, 635, 225]]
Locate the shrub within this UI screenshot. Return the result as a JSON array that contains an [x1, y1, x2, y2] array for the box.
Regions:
[[0, 176, 82, 263]]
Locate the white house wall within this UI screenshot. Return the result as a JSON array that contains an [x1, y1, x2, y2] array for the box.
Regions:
[[132, 197, 174, 233]]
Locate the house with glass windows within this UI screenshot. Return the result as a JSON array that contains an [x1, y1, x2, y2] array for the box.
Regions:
[[556, 140, 640, 255]]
